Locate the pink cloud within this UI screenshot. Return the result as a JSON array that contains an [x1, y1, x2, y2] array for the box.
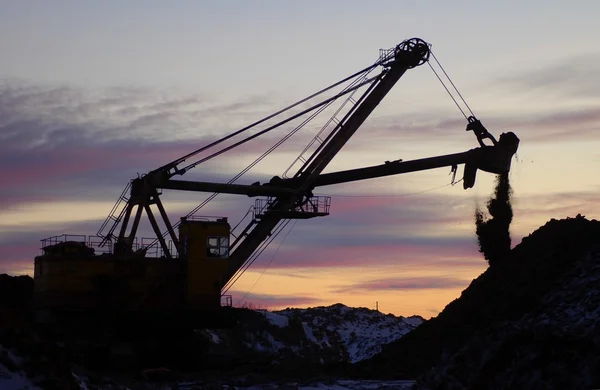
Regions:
[[510, 191, 600, 225], [0, 243, 40, 275], [334, 275, 471, 293], [263, 241, 481, 270], [228, 291, 323, 310]]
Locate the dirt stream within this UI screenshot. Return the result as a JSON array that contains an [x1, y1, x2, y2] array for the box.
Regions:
[[475, 172, 513, 267]]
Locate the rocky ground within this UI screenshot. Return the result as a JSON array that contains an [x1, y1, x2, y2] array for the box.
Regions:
[[0, 274, 421, 389], [275, 304, 423, 363]]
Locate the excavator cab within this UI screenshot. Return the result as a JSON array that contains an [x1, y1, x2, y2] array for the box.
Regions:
[[178, 217, 231, 310]]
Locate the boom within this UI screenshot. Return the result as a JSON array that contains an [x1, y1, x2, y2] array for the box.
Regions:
[[158, 131, 519, 197]]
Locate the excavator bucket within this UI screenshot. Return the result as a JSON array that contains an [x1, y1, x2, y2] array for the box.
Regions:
[[463, 132, 520, 189]]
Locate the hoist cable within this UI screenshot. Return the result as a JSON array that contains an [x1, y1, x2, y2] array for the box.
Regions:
[[149, 88, 331, 248], [188, 72, 374, 219], [221, 72, 379, 274], [230, 218, 291, 290], [146, 74, 381, 249], [223, 219, 291, 294], [430, 52, 475, 117], [237, 220, 298, 304], [282, 67, 378, 178], [219, 71, 381, 285], [179, 74, 382, 173], [229, 219, 289, 289], [224, 219, 288, 292], [232, 69, 374, 182], [428, 61, 468, 120], [159, 63, 381, 171], [293, 72, 381, 178]]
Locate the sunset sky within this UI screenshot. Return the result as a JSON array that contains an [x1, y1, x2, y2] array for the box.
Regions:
[[2, 1, 600, 318]]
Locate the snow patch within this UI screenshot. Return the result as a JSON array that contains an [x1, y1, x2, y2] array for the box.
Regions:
[[261, 311, 289, 328], [206, 330, 221, 344], [0, 362, 40, 390], [263, 332, 285, 351], [276, 305, 423, 363], [72, 372, 90, 390], [404, 315, 425, 327], [234, 380, 416, 389], [303, 322, 318, 344]]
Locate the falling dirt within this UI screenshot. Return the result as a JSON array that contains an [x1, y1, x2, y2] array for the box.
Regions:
[[475, 172, 513, 267]]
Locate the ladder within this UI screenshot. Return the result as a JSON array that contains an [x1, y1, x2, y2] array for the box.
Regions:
[[97, 182, 131, 247]]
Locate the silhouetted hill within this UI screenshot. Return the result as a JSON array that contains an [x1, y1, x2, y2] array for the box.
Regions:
[[356, 215, 600, 388], [0, 274, 33, 308], [0, 273, 422, 387]]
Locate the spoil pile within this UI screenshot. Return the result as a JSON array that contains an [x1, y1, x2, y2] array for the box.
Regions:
[[356, 215, 600, 390]]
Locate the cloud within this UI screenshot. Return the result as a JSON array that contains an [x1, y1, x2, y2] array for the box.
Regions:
[[228, 291, 323, 309], [354, 105, 600, 149], [487, 107, 600, 143], [333, 275, 470, 293], [259, 239, 481, 271], [509, 190, 600, 236], [241, 190, 486, 271], [0, 76, 543, 221], [279, 192, 478, 245], [6, 187, 596, 277], [515, 191, 600, 216], [0, 238, 44, 275], [0, 82, 275, 140], [243, 187, 600, 272], [0, 81, 304, 213], [353, 106, 600, 147], [333, 54, 600, 150], [0, 219, 115, 275], [494, 53, 600, 99], [363, 114, 468, 144], [3, 75, 600, 288]]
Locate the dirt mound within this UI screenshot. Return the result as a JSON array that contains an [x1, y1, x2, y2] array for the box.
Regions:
[[355, 215, 600, 383]]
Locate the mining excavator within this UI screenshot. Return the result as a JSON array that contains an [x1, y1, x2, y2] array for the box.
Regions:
[[33, 38, 519, 315]]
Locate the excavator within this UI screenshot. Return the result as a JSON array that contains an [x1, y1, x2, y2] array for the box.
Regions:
[[33, 38, 519, 315]]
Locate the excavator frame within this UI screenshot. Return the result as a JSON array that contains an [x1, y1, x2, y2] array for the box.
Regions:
[[33, 38, 519, 313]]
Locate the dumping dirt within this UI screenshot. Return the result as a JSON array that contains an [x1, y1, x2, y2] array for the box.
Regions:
[[475, 172, 513, 267]]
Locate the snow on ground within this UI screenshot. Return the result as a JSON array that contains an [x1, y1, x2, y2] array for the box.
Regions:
[[0, 362, 40, 390], [72, 372, 90, 390], [277, 304, 424, 363], [197, 304, 423, 371], [404, 316, 426, 327], [227, 380, 416, 389], [206, 330, 221, 343], [333, 311, 419, 363], [261, 310, 290, 328], [302, 321, 318, 343]]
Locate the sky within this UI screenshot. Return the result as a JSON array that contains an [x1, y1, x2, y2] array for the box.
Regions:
[[2, 1, 600, 318]]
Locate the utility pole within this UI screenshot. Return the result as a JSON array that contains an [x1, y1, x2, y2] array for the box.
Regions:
[[376, 301, 379, 312]]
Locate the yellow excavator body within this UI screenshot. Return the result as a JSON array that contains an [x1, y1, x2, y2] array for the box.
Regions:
[[33, 217, 232, 312]]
